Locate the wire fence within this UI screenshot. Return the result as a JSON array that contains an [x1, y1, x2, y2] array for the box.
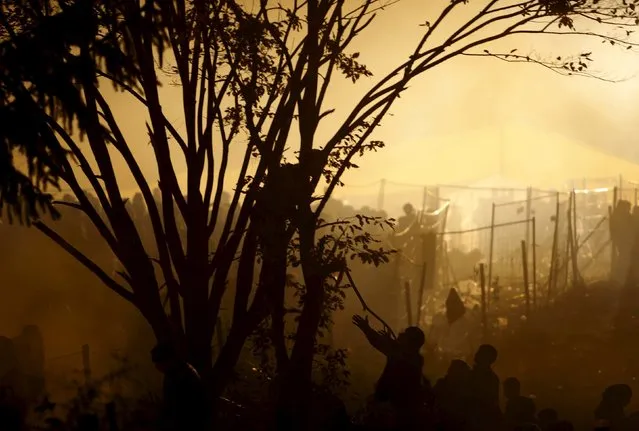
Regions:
[[45, 344, 128, 400]]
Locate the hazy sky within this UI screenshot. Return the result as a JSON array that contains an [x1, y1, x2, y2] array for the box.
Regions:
[[96, 0, 639, 205]]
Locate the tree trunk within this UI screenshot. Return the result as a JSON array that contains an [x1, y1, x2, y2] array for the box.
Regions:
[[210, 309, 265, 401], [274, 207, 326, 430]]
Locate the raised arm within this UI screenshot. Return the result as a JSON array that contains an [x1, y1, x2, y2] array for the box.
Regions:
[[352, 315, 395, 356]]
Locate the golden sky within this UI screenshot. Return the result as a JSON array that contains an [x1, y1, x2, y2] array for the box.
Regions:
[[93, 0, 639, 204]]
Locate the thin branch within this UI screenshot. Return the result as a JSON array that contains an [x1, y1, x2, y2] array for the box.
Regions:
[[33, 221, 134, 303], [461, 52, 622, 82]]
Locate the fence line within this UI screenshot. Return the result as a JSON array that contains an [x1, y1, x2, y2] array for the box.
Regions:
[[494, 193, 557, 208], [438, 219, 532, 236]]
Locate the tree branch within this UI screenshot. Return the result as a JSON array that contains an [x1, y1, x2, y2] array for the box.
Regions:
[[33, 221, 134, 303]]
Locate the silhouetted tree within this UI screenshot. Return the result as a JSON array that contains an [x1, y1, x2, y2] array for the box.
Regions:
[[1, 0, 638, 423]]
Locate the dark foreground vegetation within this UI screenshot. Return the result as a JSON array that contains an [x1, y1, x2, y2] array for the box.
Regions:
[[1, 280, 639, 431]]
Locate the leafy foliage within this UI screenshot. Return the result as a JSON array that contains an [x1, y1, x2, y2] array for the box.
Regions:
[[0, 1, 169, 223]]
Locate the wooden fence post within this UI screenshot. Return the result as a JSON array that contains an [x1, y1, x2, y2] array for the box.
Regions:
[[532, 217, 537, 309], [521, 240, 530, 318], [404, 280, 413, 327], [547, 193, 560, 303], [479, 263, 488, 341], [525, 187, 532, 255], [82, 344, 91, 386], [416, 263, 427, 327], [377, 179, 386, 211], [487, 202, 496, 310]]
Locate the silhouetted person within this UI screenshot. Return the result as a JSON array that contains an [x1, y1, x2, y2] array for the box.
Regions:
[[434, 359, 471, 430], [77, 413, 99, 431], [151, 343, 209, 431], [548, 420, 573, 431], [470, 344, 500, 407], [468, 344, 501, 431], [0, 387, 23, 431], [611, 200, 633, 284], [537, 408, 559, 431], [503, 377, 536, 430], [397, 203, 417, 233], [514, 425, 541, 431], [44, 417, 66, 431], [619, 410, 639, 431], [352, 315, 425, 430], [624, 206, 639, 288], [595, 384, 632, 431], [310, 387, 351, 431], [0, 336, 27, 415]]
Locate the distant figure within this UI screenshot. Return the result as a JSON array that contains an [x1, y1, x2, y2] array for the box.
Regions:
[[43, 417, 65, 431], [467, 344, 501, 431], [594, 384, 632, 431], [0, 337, 16, 380], [622, 411, 639, 431], [434, 359, 471, 430], [77, 413, 100, 431], [503, 377, 537, 429], [445, 288, 467, 326], [352, 315, 425, 430], [470, 344, 500, 408], [0, 388, 22, 431], [309, 387, 351, 431], [513, 425, 541, 431], [492, 276, 501, 304], [537, 408, 559, 431], [151, 343, 209, 431], [12, 325, 45, 401], [548, 420, 574, 431], [397, 203, 417, 233], [611, 201, 633, 285], [625, 206, 639, 288], [0, 336, 26, 404]]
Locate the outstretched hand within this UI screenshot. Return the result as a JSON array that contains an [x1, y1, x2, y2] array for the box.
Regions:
[[376, 326, 393, 340], [352, 314, 370, 330]]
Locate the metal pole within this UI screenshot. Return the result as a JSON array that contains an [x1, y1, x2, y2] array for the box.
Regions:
[[377, 179, 386, 211], [547, 193, 560, 303], [487, 202, 496, 310], [479, 263, 488, 341], [525, 187, 532, 255], [404, 280, 413, 327], [521, 240, 530, 318], [420, 186, 428, 224], [416, 264, 427, 327], [532, 217, 537, 309], [82, 344, 91, 386]]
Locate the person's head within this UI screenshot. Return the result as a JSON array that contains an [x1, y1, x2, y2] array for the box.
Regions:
[[537, 408, 559, 428], [21, 325, 42, 341], [447, 359, 470, 381], [550, 421, 574, 431], [77, 414, 99, 431], [602, 383, 632, 407], [151, 343, 180, 373], [474, 344, 498, 367], [44, 417, 65, 431], [397, 326, 425, 352], [403, 203, 415, 216], [616, 200, 632, 216], [503, 377, 521, 399], [0, 336, 17, 373]]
